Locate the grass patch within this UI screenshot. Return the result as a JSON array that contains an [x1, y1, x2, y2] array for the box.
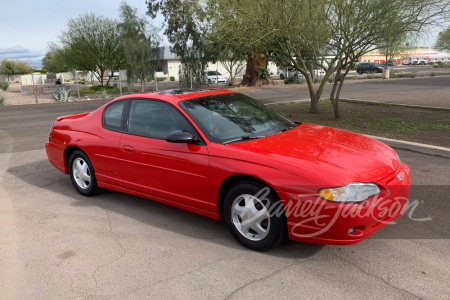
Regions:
[[0, 97, 4, 106], [270, 99, 450, 148]]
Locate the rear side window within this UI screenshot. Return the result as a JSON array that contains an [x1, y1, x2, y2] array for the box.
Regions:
[[103, 101, 126, 131]]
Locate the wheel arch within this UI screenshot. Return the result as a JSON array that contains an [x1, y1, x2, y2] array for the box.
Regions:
[[64, 145, 85, 171], [217, 175, 283, 214]]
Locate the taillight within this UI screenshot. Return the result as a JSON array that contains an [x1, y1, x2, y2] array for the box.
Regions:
[[48, 121, 56, 141]]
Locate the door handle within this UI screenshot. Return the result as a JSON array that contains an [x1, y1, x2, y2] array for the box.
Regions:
[[123, 145, 135, 152]]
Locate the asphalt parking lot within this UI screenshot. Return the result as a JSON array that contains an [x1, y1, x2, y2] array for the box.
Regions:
[[0, 90, 449, 299]]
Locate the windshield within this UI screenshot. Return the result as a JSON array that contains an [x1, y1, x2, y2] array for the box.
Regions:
[[206, 71, 221, 76], [179, 93, 298, 144]]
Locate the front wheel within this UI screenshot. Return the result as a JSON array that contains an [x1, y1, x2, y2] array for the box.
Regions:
[[223, 181, 287, 251], [68, 150, 99, 196]]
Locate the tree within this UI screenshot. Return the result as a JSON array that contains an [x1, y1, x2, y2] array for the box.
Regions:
[[50, 13, 125, 86], [147, 0, 212, 85], [119, 2, 160, 92], [207, 0, 274, 86], [0, 59, 33, 81], [435, 26, 450, 52], [327, 0, 449, 118], [377, 33, 416, 63], [147, 0, 271, 86], [206, 41, 246, 83], [211, 0, 334, 110], [41, 50, 70, 73]]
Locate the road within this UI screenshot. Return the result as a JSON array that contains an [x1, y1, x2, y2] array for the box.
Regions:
[[243, 75, 450, 108], [0, 88, 449, 299]]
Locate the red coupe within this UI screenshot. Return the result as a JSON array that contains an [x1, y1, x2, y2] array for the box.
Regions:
[[46, 89, 410, 251]]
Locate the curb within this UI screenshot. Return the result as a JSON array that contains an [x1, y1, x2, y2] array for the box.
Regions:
[[340, 98, 450, 111], [366, 135, 450, 158]]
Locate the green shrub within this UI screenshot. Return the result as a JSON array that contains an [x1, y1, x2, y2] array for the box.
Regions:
[[156, 77, 164, 82], [89, 85, 112, 91], [52, 87, 73, 102], [170, 76, 175, 81], [258, 67, 270, 79], [390, 72, 416, 78], [68, 85, 130, 97], [0, 97, 4, 106], [430, 72, 436, 77], [367, 74, 375, 79], [0, 81, 10, 90], [284, 77, 305, 84], [99, 89, 109, 99]]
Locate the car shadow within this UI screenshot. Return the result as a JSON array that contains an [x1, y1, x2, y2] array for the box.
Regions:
[[7, 159, 324, 259]]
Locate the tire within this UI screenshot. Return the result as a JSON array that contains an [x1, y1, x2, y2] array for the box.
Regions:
[[208, 79, 212, 84], [357, 70, 362, 74], [294, 74, 298, 78], [223, 181, 287, 251], [68, 150, 99, 196], [280, 74, 284, 79]]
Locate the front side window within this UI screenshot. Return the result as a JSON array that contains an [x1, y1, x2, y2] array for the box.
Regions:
[[127, 99, 198, 140], [103, 101, 126, 131], [180, 93, 298, 144]]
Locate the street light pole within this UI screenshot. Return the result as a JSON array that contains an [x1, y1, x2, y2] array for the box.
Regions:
[[74, 69, 80, 99], [31, 73, 38, 103]]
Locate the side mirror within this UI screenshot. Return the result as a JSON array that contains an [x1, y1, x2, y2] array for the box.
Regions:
[[166, 130, 196, 144]]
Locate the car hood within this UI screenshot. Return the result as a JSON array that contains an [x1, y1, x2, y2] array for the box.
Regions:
[[229, 123, 399, 184]]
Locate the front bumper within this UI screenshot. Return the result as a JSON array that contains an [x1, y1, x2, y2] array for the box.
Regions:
[[280, 163, 411, 245]]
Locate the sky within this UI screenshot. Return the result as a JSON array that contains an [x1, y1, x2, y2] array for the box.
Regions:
[[0, 1, 447, 69], [0, 0, 163, 69]]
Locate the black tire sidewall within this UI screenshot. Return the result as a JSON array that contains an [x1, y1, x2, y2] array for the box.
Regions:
[[68, 150, 98, 196], [223, 181, 286, 251]]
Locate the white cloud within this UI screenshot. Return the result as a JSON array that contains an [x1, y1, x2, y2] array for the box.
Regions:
[[0, 45, 44, 68]]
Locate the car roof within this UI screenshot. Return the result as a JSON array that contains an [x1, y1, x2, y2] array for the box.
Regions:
[[112, 88, 236, 105]]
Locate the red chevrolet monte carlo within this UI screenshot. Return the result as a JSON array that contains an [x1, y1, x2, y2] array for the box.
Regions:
[[46, 89, 410, 251]]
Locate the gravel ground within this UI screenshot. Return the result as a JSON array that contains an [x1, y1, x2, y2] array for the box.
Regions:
[[0, 83, 54, 105]]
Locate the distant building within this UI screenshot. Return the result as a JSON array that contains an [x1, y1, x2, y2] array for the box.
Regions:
[[360, 47, 446, 64]]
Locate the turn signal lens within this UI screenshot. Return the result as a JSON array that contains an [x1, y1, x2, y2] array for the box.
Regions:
[[318, 182, 380, 203]]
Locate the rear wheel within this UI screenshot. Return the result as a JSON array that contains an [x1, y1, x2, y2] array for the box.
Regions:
[[280, 74, 284, 79], [68, 150, 99, 196], [223, 181, 287, 251], [294, 74, 298, 78], [357, 69, 362, 74]]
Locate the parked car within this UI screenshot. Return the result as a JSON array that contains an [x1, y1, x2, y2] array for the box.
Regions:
[[356, 62, 384, 74], [382, 61, 398, 67], [203, 71, 227, 84], [279, 68, 304, 79], [279, 68, 325, 79], [46, 89, 410, 251]]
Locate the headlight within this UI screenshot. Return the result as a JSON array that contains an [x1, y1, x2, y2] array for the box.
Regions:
[[396, 152, 401, 165], [318, 182, 380, 203]]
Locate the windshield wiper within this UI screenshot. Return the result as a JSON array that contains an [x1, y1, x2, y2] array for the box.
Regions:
[[223, 136, 265, 145]]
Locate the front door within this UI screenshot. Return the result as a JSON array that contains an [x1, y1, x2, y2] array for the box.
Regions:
[[118, 99, 210, 211]]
